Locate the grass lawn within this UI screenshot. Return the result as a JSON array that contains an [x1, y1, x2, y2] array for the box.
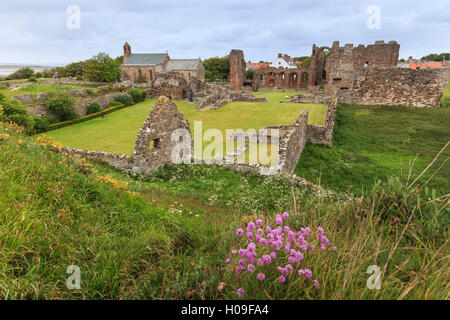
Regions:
[[0, 83, 100, 98], [295, 103, 450, 196], [44, 92, 328, 156]]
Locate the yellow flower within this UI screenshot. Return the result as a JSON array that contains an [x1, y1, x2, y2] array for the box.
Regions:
[[18, 139, 22, 144]]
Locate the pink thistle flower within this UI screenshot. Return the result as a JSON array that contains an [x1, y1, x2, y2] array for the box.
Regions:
[[266, 226, 272, 234], [309, 245, 316, 252], [218, 282, 225, 291], [332, 246, 338, 252], [320, 244, 326, 251], [247, 221, 256, 231], [237, 288, 245, 297], [246, 232, 253, 240], [270, 251, 277, 259], [276, 214, 283, 225], [256, 219, 263, 227], [256, 228, 263, 234], [313, 280, 320, 289], [257, 273, 265, 281], [225, 258, 230, 264], [237, 228, 244, 237], [304, 269, 312, 279], [248, 242, 256, 251], [317, 226, 324, 234], [282, 212, 289, 219], [247, 264, 255, 272], [257, 258, 264, 266], [278, 275, 286, 283], [259, 238, 267, 246], [283, 226, 290, 233]]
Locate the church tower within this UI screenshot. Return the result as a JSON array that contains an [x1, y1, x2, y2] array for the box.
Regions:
[[123, 42, 131, 60]]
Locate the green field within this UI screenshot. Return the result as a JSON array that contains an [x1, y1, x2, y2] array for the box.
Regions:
[[44, 91, 328, 156], [296, 102, 450, 196]]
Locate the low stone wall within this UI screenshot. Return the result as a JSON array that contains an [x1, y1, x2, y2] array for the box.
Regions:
[[196, 84, 266, 110], [307, 98, 337, 146], [59, 146, 132, 171], [278, 110, 309, 174], [27, 92, 122, 117]]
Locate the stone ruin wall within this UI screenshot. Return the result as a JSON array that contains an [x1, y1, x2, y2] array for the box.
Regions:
[[131, 97, 192, 175], [277, 110, 309, 174], [229, 49, 246, 91], [337, 67, 450, 108], [306, 97, 337, 145]]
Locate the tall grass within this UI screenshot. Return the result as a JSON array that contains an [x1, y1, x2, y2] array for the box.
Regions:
[[0, 122, 448, 299]]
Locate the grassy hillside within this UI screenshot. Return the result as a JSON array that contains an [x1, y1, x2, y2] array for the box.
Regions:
[[45, 92, 327, 155], [0, 84, 99, 98], [295, 103, 450, 196], [1, 121, 448, 299]]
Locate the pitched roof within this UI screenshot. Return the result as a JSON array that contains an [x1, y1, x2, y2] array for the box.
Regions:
[[123, 53, 168, 66], [163, 59, 201, 71], [408, 61, 443, 69]]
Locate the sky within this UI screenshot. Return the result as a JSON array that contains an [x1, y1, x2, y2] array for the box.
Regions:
[[0, 0, 449, 66]]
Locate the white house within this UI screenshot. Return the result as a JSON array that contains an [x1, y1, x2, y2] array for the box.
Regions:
[[269, 53, 297, 69]]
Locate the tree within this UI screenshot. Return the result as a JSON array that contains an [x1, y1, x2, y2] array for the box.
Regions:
[[83, 53, 122, 83], [421, 53, 450, 61], [203, 56, 230, 82], [45, 94, 77, 121], [6, 67, 35, 80], [293, 56, 311, 69]]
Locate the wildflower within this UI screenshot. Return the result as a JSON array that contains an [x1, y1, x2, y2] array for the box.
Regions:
[[270, 251, 277, 259], [282, 212, 289, 219], [247, 221, 256, 231], [257, 258, 264, 266], [332, 246, 338, 252], [247, 264, 255, 272], [237, 288, 245, 297], [276, 214, 283, 225], [313, 280, 320, 289], [262, 254, 272, 265], [317, 226, 324, 234], [225, 258, 230, 264], [255, 219, 263, 227], [236, 228, 244, 237], [218, 282, 225, 291], [309, 244, 316, 252], [257, 273, 265, 281], [18, 139, 22, 144], [258, 238, 267, 246], [278, 275, 286, 283], [247, 232, 253, 240]]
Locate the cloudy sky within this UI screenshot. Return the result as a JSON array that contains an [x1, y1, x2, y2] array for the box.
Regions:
[[0, 0, 449, 65]]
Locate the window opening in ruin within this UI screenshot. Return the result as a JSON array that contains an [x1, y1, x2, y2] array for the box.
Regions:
[[149, 138, 161, 150], [149, 70, 153, 80]]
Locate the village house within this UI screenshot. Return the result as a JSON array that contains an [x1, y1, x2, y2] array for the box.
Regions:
[[269, 53, 297, 69], [120, 42, 205, 83]]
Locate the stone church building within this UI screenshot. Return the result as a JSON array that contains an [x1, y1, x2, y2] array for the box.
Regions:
[[120, 42, 205, 83]]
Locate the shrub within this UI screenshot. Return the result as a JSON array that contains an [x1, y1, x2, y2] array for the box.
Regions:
[[114, 93, 134, 106], [6, 67, 34, 80], [86, 101, 102, 115], [45, 94, 77, 121], [28, 76, 37, 82], [129, 88, 146, 103], [32, 116, 57, 133], [108, 100, 123, 107], [46, 103, 127, 131]]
